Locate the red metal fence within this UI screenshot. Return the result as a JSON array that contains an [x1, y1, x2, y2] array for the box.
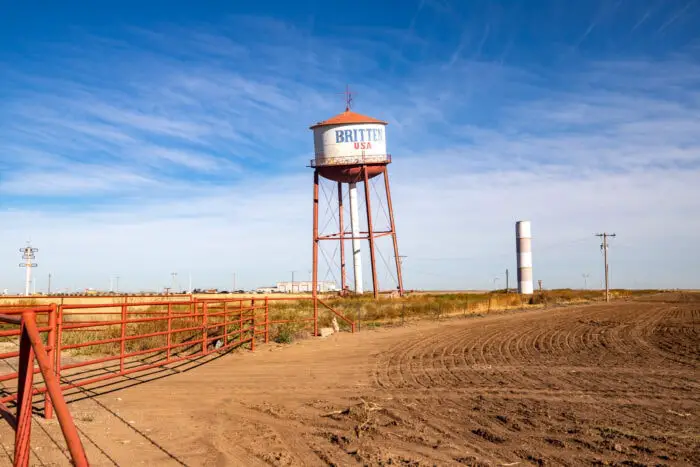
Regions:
[[0, 296, 354, 465]]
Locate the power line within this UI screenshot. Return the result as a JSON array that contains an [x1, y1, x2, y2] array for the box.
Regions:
[[595, 233, 616, 302]]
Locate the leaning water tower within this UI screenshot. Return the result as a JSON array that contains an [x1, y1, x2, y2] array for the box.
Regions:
[[309, 92, 404, 299]]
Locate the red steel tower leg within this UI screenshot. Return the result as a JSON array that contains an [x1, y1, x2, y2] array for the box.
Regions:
[[383, 169, 405, 296], [312, 170, 319, 336], [338, 182, 347, 294], [363, 166, 379, 299]]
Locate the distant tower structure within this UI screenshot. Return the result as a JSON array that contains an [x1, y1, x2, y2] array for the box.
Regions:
[[515, 221, 533, 295], [19, 242, 39, 297], [309, 88, 404, 300]]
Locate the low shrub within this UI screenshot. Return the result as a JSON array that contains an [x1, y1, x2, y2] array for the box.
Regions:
[[273, 324, 295, 344]]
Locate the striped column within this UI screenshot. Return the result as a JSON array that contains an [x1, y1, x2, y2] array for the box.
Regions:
[[516, 221, 533, 295]]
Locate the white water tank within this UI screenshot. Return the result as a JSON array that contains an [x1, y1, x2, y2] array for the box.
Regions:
[[310, 110, 389, 170]]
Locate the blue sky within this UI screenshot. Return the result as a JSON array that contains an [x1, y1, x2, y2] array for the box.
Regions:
[[1, 0, 699, 293]]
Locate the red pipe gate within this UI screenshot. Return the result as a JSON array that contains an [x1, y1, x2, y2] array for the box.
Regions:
[[0, 296, 354, 465]]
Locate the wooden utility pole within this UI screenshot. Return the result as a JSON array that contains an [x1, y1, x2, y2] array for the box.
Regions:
[[505, 269, 509, 293], [595, 233, 616, 302]]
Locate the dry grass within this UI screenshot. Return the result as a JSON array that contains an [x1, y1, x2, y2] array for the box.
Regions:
[[59, 302, 254, 357], [58, 300, 348, 356], [528, 288, 658, 305], [319, 289, 663, 327], [61, 317, 203, 357], [1, 289, 667, 355]]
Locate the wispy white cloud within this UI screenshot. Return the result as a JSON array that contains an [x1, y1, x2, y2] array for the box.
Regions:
[[0, 167, 157, 196], [657, 0, 697, 34]]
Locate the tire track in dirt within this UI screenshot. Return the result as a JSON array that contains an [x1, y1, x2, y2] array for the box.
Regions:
[[646, 307, 699, 366], [445, 327, 473, 387], [372, 300, 699, 466]]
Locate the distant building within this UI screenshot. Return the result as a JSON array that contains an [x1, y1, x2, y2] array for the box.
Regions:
[[255, 281, 337, 294]]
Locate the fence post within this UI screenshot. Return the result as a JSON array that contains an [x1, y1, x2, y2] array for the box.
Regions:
[[250, 299, 256, 352], [166, 303, 172, 361], [239, 300, 243, 344], [120, 302, 127, 373], [15, 316, 36, 467], [44, 304, 57, 419], [55, 303, 63, 399], [264, 297, 269, 344], [202, 302, 208, 355], [223, 302, 228, 347]]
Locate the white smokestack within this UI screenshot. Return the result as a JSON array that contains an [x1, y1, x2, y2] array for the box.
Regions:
[[516, 221, 533, 295], [348, 183, 363, 293]]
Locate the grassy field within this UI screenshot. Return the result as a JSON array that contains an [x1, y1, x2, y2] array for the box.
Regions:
[[1, 289, 668, 355]]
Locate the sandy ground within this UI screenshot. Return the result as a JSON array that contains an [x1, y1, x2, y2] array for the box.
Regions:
[[1, 298, 698, 466]]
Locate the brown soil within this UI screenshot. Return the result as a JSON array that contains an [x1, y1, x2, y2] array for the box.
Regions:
[[1, 299, 698, 466]]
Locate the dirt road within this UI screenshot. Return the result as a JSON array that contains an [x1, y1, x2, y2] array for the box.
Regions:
[[2, 299, 698, 466]]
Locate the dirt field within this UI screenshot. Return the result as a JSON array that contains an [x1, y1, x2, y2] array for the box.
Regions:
[[1, 297, 698, 466]]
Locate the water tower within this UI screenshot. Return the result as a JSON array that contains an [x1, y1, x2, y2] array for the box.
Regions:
[[309, 92, 404, 299]]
